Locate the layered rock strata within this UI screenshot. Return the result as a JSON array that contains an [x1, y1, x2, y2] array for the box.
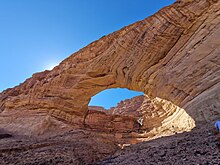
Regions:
[[0, 0, 220, 136], [89, 95, 195, 142]]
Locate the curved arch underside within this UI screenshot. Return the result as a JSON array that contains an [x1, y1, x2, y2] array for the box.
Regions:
[[0, 0, 220, 136]]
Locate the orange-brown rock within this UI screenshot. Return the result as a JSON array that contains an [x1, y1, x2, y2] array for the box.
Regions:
[[0, 1, 220, 164], [108, 96, 145, 117], [104, 95, 195, 141], [0, 0, 220, 138]]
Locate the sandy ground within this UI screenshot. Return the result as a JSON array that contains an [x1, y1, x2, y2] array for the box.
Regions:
[[95, 123, 220, 165], [0, 123, 220, 165], [0, 129, 118, 165]]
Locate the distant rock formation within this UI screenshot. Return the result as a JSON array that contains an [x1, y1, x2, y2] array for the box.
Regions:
[[88, 95, 195, 141], [0, 0, 219, 141], [108, 96, 145, 116]]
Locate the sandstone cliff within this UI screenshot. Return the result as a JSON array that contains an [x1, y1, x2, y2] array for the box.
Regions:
[[89, 95, 195, 142], [0, 0, 219, 139], [0, 0, 220, 164]]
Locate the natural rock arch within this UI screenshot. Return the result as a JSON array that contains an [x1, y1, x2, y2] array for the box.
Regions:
[[0, 0, 220, 135]]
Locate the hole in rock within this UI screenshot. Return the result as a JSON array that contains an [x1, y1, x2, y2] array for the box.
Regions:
[[88, 88, 144, 110], [87, 88, 195, 142]]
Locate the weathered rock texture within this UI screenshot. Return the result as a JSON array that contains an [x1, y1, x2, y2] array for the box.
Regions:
[[1, 123, 219, 165], [108, 96, 145, 116], [0, 0, 220, 137], [89, 95, 195, 142], [0, 0, 220, 164], [96, 123, 220, 165]]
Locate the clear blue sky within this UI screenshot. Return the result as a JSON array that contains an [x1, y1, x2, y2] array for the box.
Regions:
[[89, 88, 144, 109], [0, 0, 175, 108]]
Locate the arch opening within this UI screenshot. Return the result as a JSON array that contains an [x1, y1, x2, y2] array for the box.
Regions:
[[88, 88, 144, 109], [84, 87, 195, 142]]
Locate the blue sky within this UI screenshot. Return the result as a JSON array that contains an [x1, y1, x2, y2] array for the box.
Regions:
[[90, 88, 144, 109], [0, 0, 175, 108]]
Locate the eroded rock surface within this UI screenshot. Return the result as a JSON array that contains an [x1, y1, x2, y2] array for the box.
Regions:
[[95, 123, 220, 165], [0, 0, 220, 164], [88, 95, 195, 142], [0, 0, 220, 131]]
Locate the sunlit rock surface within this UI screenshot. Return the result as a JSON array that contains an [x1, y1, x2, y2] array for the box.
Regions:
[[89, 95, 195, 142], [0, 0, 220, 164]]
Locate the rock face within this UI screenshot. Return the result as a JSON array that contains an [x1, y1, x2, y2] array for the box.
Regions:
[[90, 95, 195, 141], [108, 96, 145, 117], [0, 0, 220, 164], [0, 0, 220, 138]]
